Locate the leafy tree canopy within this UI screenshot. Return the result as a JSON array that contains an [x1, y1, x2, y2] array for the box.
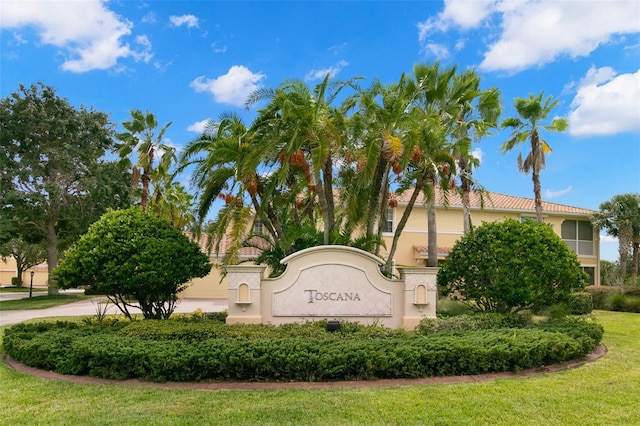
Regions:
[[54, 207, 212, 319], [0, 82, 133, 292], [437, 218, 587, 313]]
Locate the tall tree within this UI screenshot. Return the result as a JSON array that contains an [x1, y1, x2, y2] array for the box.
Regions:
[[0, 83, 123, 294], [116, 110, 172, 212], [500, 92, 568, 223], [591, 193, 640, 285], [448, 70, 502, 234]]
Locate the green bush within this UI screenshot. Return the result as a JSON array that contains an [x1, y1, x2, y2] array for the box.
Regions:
[[54, 208, 211, 320], [567, 292, 593, 315], [437, 219, 587, 313], [4, 317, 602, 383], [416, 313, 529, 335]]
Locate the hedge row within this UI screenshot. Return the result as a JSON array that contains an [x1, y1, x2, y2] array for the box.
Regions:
[[586, 286, 640, 312], [4, 318, 603, 383]]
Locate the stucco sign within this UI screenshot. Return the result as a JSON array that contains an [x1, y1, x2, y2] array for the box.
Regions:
[[272, 264, 393, 317]]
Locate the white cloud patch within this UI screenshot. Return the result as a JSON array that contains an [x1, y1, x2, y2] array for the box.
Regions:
[[0, 0, 152, 72], [568, 66, 640, 136], [419, 0, 640, 73], [190, 65, 266, 107], [212, 41, 227, 54], [187, 119, 211, 133], [600, 234, 618, 244], [169, 14, 199, 28], [479, 0, 640, 72], [141, 12, 156, 24], [304, 60, 349, 82], [544, 186, 572, 199], [418, 0, 495, 40], [471, 147, 484, 163]]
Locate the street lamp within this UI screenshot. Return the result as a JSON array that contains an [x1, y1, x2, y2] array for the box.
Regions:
[[29, 271, 35, 298]]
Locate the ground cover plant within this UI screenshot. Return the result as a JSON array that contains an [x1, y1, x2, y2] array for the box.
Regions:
[[1, 311, 636, 425], [4, 314, 602, 383]]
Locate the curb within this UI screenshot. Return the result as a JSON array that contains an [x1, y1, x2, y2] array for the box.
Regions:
[[4, 345, 606, 391]]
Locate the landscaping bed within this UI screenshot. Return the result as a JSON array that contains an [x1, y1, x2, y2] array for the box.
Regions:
[[3, 315, 603, 383]]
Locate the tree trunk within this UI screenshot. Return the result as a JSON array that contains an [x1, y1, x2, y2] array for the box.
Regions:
[[619, 224, 632, 284], [385, 174, 425, 272], [632, 238, 639, 286], [531, 130, 544, 224], [426, 173, 438, 267], [45, 218, 59, 295], [141, 170, 150, 212], [458, 156, 472, 234]]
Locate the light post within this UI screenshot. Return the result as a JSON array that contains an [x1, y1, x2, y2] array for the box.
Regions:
[[29, 270, 35, 298]]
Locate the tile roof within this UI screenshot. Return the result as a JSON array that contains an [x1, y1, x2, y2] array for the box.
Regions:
[[395, 187, 596, 216]]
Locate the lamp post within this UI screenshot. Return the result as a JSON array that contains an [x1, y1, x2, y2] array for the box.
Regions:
[[29, 271, 35, 298]]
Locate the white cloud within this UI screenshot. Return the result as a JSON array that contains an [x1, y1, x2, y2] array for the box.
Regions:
[[304, 60, 349, 82], [169, 15, 199, 28], [418, 0, 495, 42], [419, 0, 640, 73], [423, 43, 450, 59], [544, 186, 572, 199], [190, 65, 266, 106], [0, 0, 151, 73], [479, 0, 640, 72], [141, 12, 156, 24], [471, 147, 484, 163], [212, 41, 227, 54], [568, 66, 640, 136], [187, 119, 211, 133], [600, 234, 618, 244]]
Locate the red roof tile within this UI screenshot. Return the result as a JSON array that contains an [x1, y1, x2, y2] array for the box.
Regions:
[[396, 187, 595, 216]]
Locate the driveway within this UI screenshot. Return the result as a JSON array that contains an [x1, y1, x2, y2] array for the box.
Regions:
[[0, 290, 228, 326]]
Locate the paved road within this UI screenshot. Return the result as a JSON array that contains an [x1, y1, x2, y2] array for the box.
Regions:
[[0, 290, 228, 326]]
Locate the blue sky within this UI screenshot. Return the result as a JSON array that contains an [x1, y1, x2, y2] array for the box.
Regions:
[[1, 0, 639, 261]]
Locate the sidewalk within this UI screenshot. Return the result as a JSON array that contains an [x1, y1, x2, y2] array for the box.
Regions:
[[0, 292, 228, 326]]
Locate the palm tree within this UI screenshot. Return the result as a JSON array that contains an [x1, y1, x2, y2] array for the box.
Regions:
[[448, 70, 502, 234], [500, 92, 567, 223], [246, 74, 358, 245], [116, 110, 172, 212], [592, 193, 640, 285]]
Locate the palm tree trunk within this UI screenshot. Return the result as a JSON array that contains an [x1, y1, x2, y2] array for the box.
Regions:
[[426, 172, 438, 267], [531, 130, 544, 223], [385, 174, 426, 272], [632, 239, 639, 286]]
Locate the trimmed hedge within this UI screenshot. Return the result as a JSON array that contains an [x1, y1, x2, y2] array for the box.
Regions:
[[3, 317, 603, 383], [586, 286, 640, 312]]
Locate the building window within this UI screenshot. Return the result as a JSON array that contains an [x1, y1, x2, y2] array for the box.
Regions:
[[581, 267, 595, 286], [253, 219, 263, 235], [561, 220, 594, 256], [383, 207, 393, 233]]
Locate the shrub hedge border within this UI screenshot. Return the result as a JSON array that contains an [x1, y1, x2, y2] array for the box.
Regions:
[[3, 317, 603, 383]]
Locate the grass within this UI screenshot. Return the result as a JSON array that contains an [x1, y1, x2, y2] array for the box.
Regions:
[[0, 294, 91, 311], [0, 310, 638, 425]]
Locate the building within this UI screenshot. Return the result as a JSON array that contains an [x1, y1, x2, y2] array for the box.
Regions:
[[1, 187, 600, 293]]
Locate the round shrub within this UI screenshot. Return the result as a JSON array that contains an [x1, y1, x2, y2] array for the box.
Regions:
[[54, 207, 211, 319], [437, 219, 588, 313]]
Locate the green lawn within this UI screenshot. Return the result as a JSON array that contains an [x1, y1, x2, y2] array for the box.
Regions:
[[0, 294, 90, 311], [1, 310, 638, 425]]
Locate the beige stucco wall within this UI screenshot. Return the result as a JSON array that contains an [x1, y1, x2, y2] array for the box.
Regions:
[[380, 204, 599, 285], [0, 259, 48, 286]]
